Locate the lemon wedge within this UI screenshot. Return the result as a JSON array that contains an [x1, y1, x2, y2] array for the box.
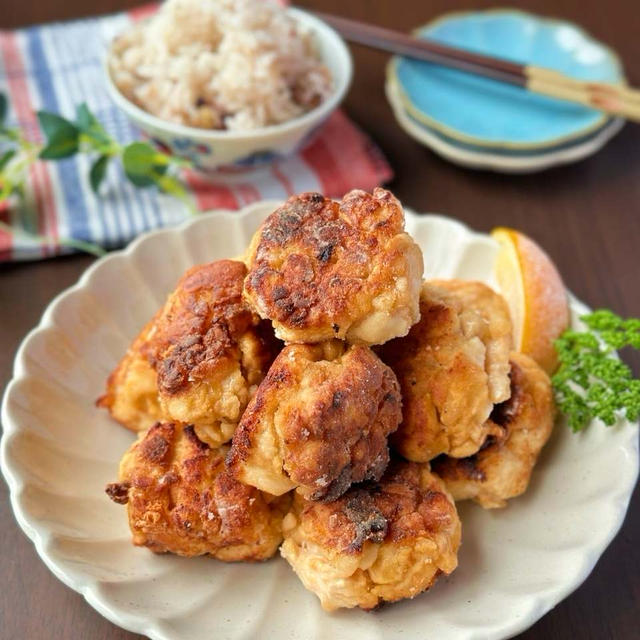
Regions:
[[492, 227, 570, 374]]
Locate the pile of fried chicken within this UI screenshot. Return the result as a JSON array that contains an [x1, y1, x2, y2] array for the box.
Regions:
[[101, 188, 555, 612]]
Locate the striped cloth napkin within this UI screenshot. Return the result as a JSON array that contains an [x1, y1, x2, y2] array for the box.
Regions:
[[0, 4, 392, 262]]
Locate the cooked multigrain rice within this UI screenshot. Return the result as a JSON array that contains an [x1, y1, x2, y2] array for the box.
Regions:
[[108, 0, 333, 130]]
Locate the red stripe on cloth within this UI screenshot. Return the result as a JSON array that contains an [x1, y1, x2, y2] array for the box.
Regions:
[[305, 111, 392, 196], [366, 139, 394, 184], [0, 32, 59, 257], [271, 164, 295, 196], [236, 183, 261, 205], [34, 162, 59, 255], [183, 169, 239, 211], [0, 201, 12, 259], [128, 3, 159, 21], [301, 133, 348, 197], [329, 111, 382, 186]]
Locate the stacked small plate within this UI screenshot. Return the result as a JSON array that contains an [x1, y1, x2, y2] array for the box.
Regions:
[[385, 10, 625, 173]]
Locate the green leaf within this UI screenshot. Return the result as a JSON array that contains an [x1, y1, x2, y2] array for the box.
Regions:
[[75, 103, 95, 131], [37, 111, 79, 159], [37, 111, 76, 139], [125, 172, 156, 188], [89, 155, 110, 194], [0, 148, 16, 171], [0, 93, 7, 125], [122, 141, 168, 188], [0, 126, 19, 141], [154, 172, 196, 214], [0, 181, 14, 203], [75, 103, 112, 146], [39, 136, 79, 159], [155, 172, 187, 197], [123, 141, 170, 170]]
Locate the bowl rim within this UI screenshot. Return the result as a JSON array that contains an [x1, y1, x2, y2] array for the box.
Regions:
[[103, 7, 353, 142], [386, 8, 626, 151]]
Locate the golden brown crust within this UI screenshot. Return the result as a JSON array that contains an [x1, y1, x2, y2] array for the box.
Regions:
[[280, 460, 461, 611], [96, 314, 165, 432], [227, 341, 402, 500], [151, 260, 256, 394], [379, 280, 512, 461], [243, 188, 423, 345], [294, 461, 458, 551], [106, 422, 289, 561], [432, 352, 555, 508], [98, 260, 281, 446]]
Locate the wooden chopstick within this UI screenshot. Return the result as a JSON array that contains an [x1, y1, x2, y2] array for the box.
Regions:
[[315, 11, 640, 123]]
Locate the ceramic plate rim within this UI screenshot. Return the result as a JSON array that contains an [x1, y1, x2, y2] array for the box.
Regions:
[[385, 78, 625, 173], [1, 204, 638, 640]]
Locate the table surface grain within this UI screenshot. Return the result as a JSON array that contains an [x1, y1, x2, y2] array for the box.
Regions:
[[2, 1, 639, 639]]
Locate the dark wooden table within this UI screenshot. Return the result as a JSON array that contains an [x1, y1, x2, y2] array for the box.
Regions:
[[2, 1, 639, 638]]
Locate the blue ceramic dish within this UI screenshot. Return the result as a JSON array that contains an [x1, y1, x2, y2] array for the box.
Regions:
[[388, 10, 625, 149], [385, 76, 625, 173]]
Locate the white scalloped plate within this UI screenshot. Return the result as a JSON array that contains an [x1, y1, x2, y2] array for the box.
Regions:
[[1, 203, 638, 640]]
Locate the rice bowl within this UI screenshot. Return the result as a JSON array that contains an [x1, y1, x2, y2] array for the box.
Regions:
[[104, 3, 353, 169]]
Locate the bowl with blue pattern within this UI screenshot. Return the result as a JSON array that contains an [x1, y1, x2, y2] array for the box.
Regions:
[[105, 8, 352, 171], [386, 9, 625, 157]]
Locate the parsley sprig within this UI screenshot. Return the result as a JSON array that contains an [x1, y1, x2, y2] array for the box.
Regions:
[[553, 310, 640, 431]]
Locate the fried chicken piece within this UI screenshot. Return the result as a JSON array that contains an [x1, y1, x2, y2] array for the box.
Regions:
[[432, 352, 555, 508], [243, 188, 424, 345], [106, 422, 289, 560], [379, 279, 513, 462], [97, 313, 165, 433], [280, 460, 461, 611], [227, 340, 402, 500], [98, 259, 281, 446]]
